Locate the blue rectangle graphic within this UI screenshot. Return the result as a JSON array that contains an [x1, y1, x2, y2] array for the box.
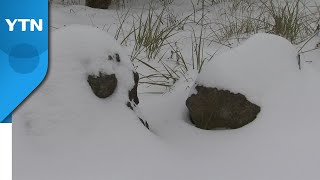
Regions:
[[0, 1, 48, 122]]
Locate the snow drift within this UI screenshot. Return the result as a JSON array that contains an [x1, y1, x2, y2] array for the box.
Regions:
[[14, 26, 320, 180]]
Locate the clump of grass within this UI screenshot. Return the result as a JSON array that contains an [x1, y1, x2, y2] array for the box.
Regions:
[[208, 0, 319, 45], [132, 6, 188, 59], [262, 0, 315, 44], [112, 4, 190, 89], [212, 17, 269, 43], [207, 0, 268, 45], [137, 55, 188, 88], [135, 0, 216, 89]]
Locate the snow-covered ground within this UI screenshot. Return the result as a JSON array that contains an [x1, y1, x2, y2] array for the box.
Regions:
[[14, 1, 320, 180]]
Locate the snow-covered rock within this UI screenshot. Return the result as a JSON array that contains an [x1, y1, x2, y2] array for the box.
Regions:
[[13, 24, 162, 180], [140, 33, 320, 180], [187, 33, 299, 129], [195, 33, 299, 105], [14, 25, 148, 136]]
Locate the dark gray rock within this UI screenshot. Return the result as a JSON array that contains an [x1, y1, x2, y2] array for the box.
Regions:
[[186, 86, 260, 130], [128, 72, 140, 105], [126, 72, 149, 129], [86, 0, 111, 9], [87, 72, 117, 99]]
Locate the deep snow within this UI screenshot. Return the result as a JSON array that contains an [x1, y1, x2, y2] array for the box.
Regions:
[[13, 2, 320, 180]]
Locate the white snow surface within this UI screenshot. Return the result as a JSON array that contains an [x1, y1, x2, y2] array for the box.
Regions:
[[14, 4, 320, 180]]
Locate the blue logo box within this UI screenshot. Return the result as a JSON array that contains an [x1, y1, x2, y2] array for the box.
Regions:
[[0, 1, 48, 123]]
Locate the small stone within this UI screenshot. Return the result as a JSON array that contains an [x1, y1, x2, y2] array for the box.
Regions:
[[115, 53, 120, 62]]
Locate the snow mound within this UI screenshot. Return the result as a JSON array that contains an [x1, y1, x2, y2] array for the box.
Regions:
[[14, 24, 144, 136], [196, 33, 299, 104], [140, 33, 320, 180], [13, 25, 179, 180], [53, 25, 136, 103]]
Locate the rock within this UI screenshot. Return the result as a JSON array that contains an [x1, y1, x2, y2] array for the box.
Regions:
[[87, 51, 148, 129], [126, 72, 149, 129], [87, 72, 117, 99], [86, 0, 111, 9], [186, 86, 260, 130], [128, 72, 140, 105]]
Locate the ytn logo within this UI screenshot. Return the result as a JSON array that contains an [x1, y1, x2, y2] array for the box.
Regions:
[[5, 19, 43, 32]]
